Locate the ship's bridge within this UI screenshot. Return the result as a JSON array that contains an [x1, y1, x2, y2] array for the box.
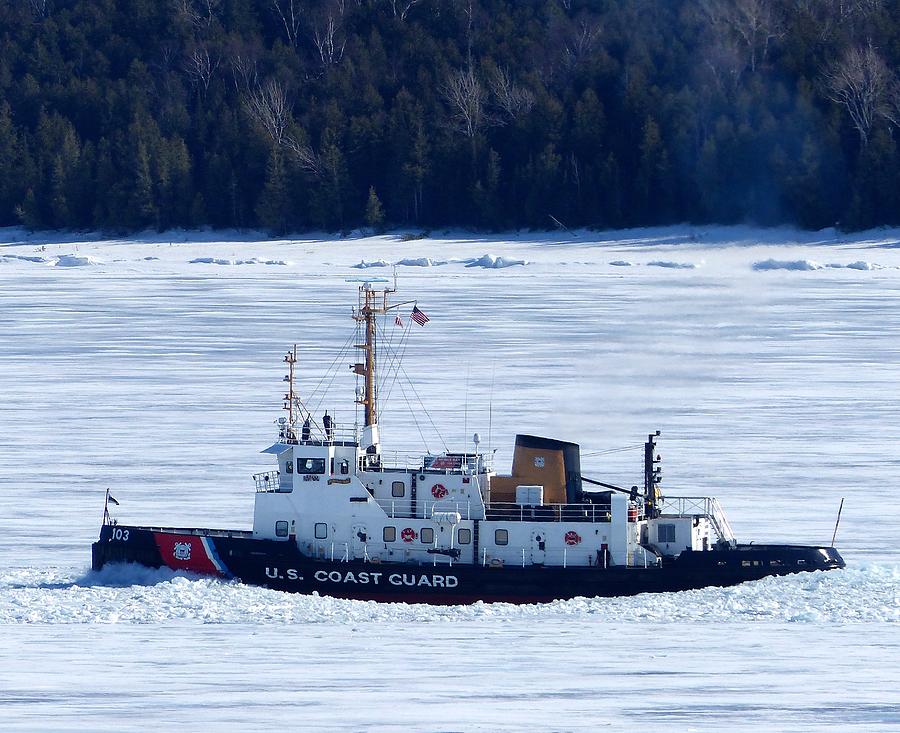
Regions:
[[255, 418, 364, 493]]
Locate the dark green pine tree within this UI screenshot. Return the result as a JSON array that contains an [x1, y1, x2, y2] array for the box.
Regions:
[[365, 186, 385, 232], [256, 151, 291, 234]]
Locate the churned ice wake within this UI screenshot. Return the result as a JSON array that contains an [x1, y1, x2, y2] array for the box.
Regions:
[[1, 562, 896, 625]]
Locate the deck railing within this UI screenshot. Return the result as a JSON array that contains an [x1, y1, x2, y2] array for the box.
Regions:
[[657, 495, 737, 546], [485, 502, 613, 523], [254, 470, 283, 492]]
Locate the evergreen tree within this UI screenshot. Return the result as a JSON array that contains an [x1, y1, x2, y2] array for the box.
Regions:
[[365, 186, 385, 232]]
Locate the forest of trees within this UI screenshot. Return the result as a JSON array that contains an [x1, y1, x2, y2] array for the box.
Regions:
[[1, 0, 900, 234]]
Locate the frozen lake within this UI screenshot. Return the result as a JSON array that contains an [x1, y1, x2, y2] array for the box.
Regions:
[[1, 225, 898, 730]]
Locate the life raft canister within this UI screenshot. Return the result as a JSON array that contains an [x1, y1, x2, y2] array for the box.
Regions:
[[564, 530, 581, 546], [401, 527, 417, 542], [431, 483, 448, 499]]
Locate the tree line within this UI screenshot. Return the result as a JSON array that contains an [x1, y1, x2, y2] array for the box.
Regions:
[[1, 0, 899, 234]]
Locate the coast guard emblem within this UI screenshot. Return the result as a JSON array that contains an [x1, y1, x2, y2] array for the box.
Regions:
[[173, 542, 192, 561]]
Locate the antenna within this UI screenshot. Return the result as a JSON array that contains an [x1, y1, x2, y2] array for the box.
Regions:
[[463, 363, 470, 455], [488, 361, 495, 460], [831, 497, 845, 547]]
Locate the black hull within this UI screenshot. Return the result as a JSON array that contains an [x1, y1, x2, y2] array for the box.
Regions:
[[92, 525, 845, 604]]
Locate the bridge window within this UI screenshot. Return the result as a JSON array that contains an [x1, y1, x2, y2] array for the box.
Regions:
[[458, 528, 472, 545], [495, 529, 509, 546], [383, 526, 396, 542], [421, 527, 434, 544], [315, 523, 328, 539], [275, 521, 289, 537], [297, 458, 326, 475], [391, 481, 405, 498], [657, 524, 676, 543]]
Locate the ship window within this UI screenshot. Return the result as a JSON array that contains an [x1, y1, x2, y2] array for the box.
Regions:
[[742, 560, 752, 567], [285, 461, 293, 474], [495, 529, 509, 546], [297, 458, 326, 475], [391, 481, 405, 497], [458, 528, 472, 545], [769, 559, 783, 567], [275, 521, 289, 538], [797, 559, 806, 566], [420, 527, 434, 543], [315, 523, 328, 539], [341, 460, 349, 475], [657, 524, 676, 543], [383, 526, 396, 542]]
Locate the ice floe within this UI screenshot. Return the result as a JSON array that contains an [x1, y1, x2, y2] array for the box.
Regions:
[[50, 254, 102, 267], [464, 254, 526, 269], [647, 260, 696, 269], [352, 259, 391, 269], [189, 257, 290, 266]]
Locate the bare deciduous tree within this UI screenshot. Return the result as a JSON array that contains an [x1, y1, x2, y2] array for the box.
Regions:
[[270, 0, 302, 48], [229, 53, 258, 93], [312, 13, 346, 68], [701, 0, 782, 73], [243, 79, 324, 175], [564, 19, 601, 68], [442, 66, 488, 140], [184, 45, 220, 96], [823, 44, 897, 147], [243, 80, 292, 148], [27, 0, 51, 19], [389, 0, 423, 20], [489, 67, 534, 122], [173, 0, 220, 30], [284, 135, 323, 176], [700, 36, 746, 97], [790, 0, 883, 42]]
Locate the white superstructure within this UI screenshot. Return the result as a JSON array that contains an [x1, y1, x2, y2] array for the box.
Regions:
[[249, 281, 736, 571]]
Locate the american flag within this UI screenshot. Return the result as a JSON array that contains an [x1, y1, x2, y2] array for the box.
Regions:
[[395, 314, 404, 327], [410, 306, 430, 327]]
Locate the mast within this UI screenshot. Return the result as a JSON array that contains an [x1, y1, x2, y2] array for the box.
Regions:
[[352, 280, 395, 427], [283, 344, 298, 427], [644, 430, 662, 518]]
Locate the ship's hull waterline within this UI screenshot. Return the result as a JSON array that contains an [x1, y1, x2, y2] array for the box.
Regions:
[[92, 525, 845, 604]]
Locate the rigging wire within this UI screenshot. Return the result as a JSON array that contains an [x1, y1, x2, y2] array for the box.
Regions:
[[580, 443, 644, 457], [370, 315, 449, 452], [303, 329, 357, 406], [395, 373, 431, 454], [375, 317, 412, 418], [308, 332, 357, 418], [392, 359, 450, 453]]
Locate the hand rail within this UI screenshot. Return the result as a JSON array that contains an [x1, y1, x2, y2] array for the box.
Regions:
[[657, 495, 737, 546]]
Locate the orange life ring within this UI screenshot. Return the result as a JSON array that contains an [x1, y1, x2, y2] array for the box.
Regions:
[[401, 527, 417, 543], [564, 530, 581, 546], [431, 483, 448, 499]]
